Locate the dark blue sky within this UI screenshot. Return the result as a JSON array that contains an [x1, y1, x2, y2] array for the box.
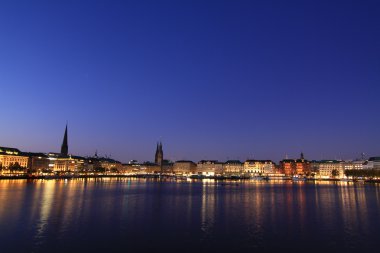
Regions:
[[1, 0, 379, 163]]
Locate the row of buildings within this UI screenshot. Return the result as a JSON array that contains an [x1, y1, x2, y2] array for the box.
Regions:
[[1, 125, 379, 179]]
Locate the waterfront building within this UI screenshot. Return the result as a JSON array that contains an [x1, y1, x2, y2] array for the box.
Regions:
[[48, 153, 87, 173], [243, 160, 275, 176], [343, 160, 365, 171], [279, 153, 310, 177], [140, 162, 160, 174], [295, 153, 311, 176], [0, 146, 29, 175], [162, 159, 174, 174], [87, 155, 122, 173], [118, 160, 144, 174], [223, 160, 243, 175], [96, 157, 121, 172], [173, 160, 197, 175], [363, 157, 380, 170], [41, 124, 89, 174], [310, 160, 320, 176], [196, 160, 223, 176], [317, 160, 344, 178], [279, 159, 296, 176], [119, 163, 141, 174], [263, 161, 276, 174], [24, 152, 50, 173]]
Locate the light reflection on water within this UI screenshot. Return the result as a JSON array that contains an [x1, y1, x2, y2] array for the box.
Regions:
[[0, 179, 379, 253]]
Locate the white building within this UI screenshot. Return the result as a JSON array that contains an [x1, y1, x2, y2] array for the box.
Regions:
[[243, 160, 275, 176], [363, 157, 380, 170], [317, 160, 344, 178], [343, 160, 365, 170], [196, 160, 223, 176]]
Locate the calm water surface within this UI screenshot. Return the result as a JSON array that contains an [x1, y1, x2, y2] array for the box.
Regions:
[[0, 179, 379, 253]]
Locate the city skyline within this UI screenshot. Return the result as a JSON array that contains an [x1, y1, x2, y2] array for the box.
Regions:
[[1, 1, 379, 163], [0, 123, 376, 164], [1, 2, 380, 253]]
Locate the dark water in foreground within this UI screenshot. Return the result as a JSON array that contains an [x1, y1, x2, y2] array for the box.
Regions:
[[0, 179, 380, 253]]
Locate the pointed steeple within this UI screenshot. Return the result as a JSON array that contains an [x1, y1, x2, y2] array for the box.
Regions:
[[154, 141, 163, 166], [300, 152, 304, 160], [61, 124, 68, 156]]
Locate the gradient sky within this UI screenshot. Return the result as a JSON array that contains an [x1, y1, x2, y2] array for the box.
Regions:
[[1, 0, 379, 163]]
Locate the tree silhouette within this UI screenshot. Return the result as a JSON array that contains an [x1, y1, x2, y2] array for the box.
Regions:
[[331, 169, 339, 178], [9, 162, 26, 173]]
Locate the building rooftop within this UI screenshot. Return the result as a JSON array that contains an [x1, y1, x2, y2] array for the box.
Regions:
[[295, 159, 309, 163], [280, 159, 296, 163], [225, 160, 242, 164], [317, 160, 342, 164], [0, 146, 22, 155], [246, 159, 274, 163], [175, 160, 196, 164], [87, 156, 121, 164], [198, 160, 220, 164], [21, 152, 48, 158]]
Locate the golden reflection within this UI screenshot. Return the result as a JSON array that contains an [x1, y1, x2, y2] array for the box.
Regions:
[[201, 180, 216, 240], [34, 181, 55, 242], [0, 180, 27, 225], [295, 182, 306, 233], [0, 178, 380, 250]]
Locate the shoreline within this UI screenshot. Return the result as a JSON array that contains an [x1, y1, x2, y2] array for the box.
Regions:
[[0, 174, 379, 183]]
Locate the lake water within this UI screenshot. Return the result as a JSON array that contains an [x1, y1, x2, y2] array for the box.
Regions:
[[0, 179, 379, 253]]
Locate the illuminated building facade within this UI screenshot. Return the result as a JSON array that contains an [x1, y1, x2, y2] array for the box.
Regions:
[[173, 160, 197, 175], [0, 147, 29, 174], [244, 160, 275, 176], [343, 160, 365, 171], [86, 155, 121, 173], [295, 153, 311, 176], [24, 152, 50, 173], [196, 160, 223, 176], [140, 162, 160, 174], [363, 157, 380, 170], [47, 153, 87, 173], [162, 160, 174, 174], [223, 160, 243, 175], [119, 163, 141, 174], [316, 160, 344, 178], [279, 159, 296, 176]]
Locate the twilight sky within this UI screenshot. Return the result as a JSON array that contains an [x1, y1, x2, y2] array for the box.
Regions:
[[0, 0, 379, 163]]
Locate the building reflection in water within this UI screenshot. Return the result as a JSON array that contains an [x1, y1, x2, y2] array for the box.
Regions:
[[0, 179, 380, 252], [200, 180, 216, 241], [34, 181, 55, 243]]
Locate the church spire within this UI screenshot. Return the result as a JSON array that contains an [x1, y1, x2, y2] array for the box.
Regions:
[[155, 141, 163, 166], [61, 124, 68, 156]]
